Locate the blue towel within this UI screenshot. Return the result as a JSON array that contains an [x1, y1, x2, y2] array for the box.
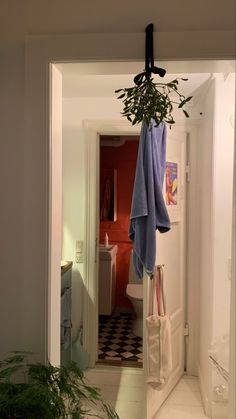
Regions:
[[129, 120, 171, 279]]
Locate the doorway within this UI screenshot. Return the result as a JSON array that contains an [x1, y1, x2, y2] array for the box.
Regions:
[[48, 59, 235, 419], [80, 114, 188, 416], [98, 135, 142, 368]]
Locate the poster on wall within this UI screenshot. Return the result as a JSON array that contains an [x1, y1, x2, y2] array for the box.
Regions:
[[166, 161, 178, 205], [100, 169, 117, 221], [165, 161, 180, 222]]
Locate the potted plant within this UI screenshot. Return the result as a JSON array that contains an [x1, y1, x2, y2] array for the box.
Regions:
[[0, 352, 119, 419]]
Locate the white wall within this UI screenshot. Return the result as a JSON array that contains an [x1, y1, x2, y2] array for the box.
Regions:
[[0, 0, 234, 361], [186, 124, 202, 375], [229, 121, 236, 419], [198, 78, 215, 414], [62, 96, 123, 340], [211, 74, 235, 342], [198, 74, 235, 416]]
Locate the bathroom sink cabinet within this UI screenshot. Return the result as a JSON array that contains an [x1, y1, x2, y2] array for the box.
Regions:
[[99, 245, 117, 315]]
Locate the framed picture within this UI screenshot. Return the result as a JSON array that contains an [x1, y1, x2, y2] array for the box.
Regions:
[[165, 160, 180, 222], [100, 169, 117, 222]]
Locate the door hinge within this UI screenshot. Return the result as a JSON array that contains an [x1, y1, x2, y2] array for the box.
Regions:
[[95, 237, 98, 263], [184, 324, 189, 336], [186, 163, 191, 182]]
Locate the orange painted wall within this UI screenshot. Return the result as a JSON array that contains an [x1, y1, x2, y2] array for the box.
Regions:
[[100, 138, 139, 309]]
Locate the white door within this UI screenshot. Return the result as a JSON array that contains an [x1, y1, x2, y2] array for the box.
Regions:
[[146, 131, 187, 419], [85, 123, 186, 419]]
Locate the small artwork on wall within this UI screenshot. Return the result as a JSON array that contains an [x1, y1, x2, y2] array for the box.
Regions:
[[165, 161, 178, 206], [100, 169, 117, 222], [165, 161, 180, 222]]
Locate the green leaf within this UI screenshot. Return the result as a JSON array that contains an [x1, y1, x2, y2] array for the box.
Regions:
[[183, 109, 189, 118], [117, 93, 126, 99], [178, 96, 193, 108], [167, 82, 178, 91], [185, 95, 193, 102]]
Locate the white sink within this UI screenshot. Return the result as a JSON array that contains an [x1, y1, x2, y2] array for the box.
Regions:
[[99, 245, 118, 260], [61, 260, 68, 267]]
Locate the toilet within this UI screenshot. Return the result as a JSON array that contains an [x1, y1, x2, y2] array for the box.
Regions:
[[126, 251, 143, 337]]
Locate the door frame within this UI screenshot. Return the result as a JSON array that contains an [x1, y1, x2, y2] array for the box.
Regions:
[[24, 32, 235, 418], [83, 120, 141, 367], [83, 122, 189, 408]]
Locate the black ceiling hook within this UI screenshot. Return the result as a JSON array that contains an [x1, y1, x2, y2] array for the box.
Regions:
[[134, 23, 166, 85], [145, 23, 154, 77]]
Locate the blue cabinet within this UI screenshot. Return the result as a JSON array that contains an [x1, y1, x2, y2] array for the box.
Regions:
[[61, 261, 73, 366]]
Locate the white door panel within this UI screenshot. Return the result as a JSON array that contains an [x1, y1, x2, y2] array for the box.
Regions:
[[146, 133, 186, 418]]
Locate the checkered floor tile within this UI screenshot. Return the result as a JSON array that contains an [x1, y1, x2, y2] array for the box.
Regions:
[[98, 313, 143, 367]]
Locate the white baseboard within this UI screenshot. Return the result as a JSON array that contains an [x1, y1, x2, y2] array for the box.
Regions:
[[211, 401, 228, 419], [198, 365, 211, 417]]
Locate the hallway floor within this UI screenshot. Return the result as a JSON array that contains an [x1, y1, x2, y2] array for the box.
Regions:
[[156, 376, 208, 419], [84, 370, 207, 419]]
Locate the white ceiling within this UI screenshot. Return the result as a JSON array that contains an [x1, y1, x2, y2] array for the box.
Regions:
[[60, 60, 235, 100], [62, 70, 212, 100]]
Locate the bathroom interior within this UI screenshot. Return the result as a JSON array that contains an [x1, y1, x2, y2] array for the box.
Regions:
[[98, 134, 143, 367], [58, 60, 235, 418]]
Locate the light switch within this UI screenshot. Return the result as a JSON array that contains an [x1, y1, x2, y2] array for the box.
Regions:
[[76, 240, 83, 263]]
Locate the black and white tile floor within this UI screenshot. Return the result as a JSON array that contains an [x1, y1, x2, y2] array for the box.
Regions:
[[98, 313, 143, 367]]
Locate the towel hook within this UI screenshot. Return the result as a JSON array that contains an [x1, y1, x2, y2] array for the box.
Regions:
[[150, 264, 165, 280], [134, 24, 166, 86]]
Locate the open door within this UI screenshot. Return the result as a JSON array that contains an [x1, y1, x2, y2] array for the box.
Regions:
[[84, 122, 186, 419], [48, 64, 63, 366], [145, 131, 187, 418]]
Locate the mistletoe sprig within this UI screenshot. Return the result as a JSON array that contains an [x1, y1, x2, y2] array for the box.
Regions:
[[115, 77, 193, 127]]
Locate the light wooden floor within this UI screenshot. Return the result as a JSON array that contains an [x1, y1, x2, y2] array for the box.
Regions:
[[85, 365, 144, 419], [84, 368, 208, 419], [156, 376, 208, 419]]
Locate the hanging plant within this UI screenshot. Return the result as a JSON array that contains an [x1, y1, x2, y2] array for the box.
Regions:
[[115, 24, 193, 127], [115, 76, 193, 127]]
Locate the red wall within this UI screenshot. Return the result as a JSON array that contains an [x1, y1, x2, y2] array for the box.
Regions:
[[100, 138, 139, 309]]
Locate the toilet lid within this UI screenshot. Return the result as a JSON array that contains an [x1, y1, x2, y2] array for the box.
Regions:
[[126, 284, 143, 301]]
